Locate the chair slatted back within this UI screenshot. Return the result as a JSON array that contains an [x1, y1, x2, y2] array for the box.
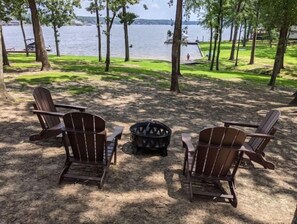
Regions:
[[248, 110, 280, 153], [63, 112, 106, 163], [191, 127, 246, 178], [33, 87, 60, 128]]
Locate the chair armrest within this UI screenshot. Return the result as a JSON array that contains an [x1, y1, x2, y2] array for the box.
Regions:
[[239, 145, 256, 153], [246, 132, 275, 139], [182, 133, 195, 153], [224, 121, 259, 128], [107, 126, 124, 142], [54, 103, 87, 112], [32, 110, 64, 117]]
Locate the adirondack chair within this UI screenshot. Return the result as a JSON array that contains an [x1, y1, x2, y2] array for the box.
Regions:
[[30, 87, 87, 141], [59, 112, 124, 188], [182, 127, 247, 207], [224, 110, 280, 170]]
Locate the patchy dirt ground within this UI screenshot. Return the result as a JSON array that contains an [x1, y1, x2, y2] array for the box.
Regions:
[[0, 74, 296, 223]]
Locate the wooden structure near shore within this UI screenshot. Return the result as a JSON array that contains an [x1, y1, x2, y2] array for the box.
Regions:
[[7, 50, 35, 54]]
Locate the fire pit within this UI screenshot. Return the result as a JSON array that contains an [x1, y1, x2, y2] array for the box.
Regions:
[[130, 120, 172, 156]]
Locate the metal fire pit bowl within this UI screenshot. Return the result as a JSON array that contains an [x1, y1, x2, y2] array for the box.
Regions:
[[130, 120, 172, 156]]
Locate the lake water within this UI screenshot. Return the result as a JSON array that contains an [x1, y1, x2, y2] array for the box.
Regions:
[[3, 25, 230, 61]]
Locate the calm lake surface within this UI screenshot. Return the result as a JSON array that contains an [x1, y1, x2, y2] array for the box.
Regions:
[[3, 25, 230, 61]]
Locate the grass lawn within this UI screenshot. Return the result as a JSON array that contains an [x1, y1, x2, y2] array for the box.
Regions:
[[5, 41, 297, 94]]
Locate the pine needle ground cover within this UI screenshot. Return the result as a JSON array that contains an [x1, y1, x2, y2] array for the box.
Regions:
[[1, 43, 296, 223]]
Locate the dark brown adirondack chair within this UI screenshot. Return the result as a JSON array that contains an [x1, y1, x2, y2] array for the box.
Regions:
[[30, 87, 87, 141], [182, 127, 247, 207], [59, 112, 124, 189], [224, 110, 280, 170]]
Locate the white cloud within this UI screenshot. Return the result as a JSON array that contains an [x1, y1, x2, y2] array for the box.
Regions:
[[151, 3, 160, 9]]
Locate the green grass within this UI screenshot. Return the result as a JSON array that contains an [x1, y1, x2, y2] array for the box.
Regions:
[[5, 41, 297, 91], [67, 85, 96, 95], [16, 72, 89, 85]]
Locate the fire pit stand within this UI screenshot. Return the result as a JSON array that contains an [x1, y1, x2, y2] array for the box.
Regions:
[[130, 120, 172, 156]]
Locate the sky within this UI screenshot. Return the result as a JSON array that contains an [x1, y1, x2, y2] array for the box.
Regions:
[[75, 0, 181, 20]]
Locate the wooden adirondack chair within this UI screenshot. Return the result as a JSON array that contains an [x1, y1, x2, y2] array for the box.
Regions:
[[182, 127, 247, 207], [30, 87, 87, 141], [59, 112, 124, 189], [224, 110, 280, 170]]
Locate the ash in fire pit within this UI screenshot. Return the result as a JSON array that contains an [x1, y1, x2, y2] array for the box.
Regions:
[[130, 120, 172, 156]]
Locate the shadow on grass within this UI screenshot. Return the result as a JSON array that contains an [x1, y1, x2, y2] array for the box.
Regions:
[[16, 75, 86, 85]]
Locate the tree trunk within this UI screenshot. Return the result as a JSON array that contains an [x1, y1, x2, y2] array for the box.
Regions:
[[229, 21, 233, 42], [0, 24, 13, 101], [95, 0, 102, 62], [30, 10, 40, 61], [176, 33, 181, 77], [105, 0, 110, 72], [229, 24, 239, 60], [215, 0, 223, 70], [242, 19, 247, 47], [53, 23, 60, 57], [278, 27, 288, 73], [269, 39, 273, 48], [280, 32, 289, 70], [170, 0, 182, 93], [235, 24, 243, 66], [246, 23, 252, 42], [210, 26, 218, 71], [249, 4, 259, 65], [249, 30, 257, 64], [208, 24, 213, 61], [269, 26, 288, 89], [105, 9, 116, 72], [122, 6, 129, 62], [20, 16, 29, 57], [28, 0, 51, 71], [229, 0, 242, 60], [1, 31, 9, 66]]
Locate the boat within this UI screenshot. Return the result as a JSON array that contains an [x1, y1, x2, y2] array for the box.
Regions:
[[164, 33, 189, 44], [164, 36, 199, 46], [27, 38, 52, 52]]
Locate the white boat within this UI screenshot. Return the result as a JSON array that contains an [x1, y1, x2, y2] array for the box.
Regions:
[[164, 33, 189, 44], [27, 39, 52, 52]]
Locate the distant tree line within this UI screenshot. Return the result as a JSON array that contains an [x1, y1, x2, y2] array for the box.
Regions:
[[76, 16, 199, 25]]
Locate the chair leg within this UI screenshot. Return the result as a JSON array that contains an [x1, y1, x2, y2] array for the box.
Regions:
[[188, 178, 193, 202], [29, 130, 50, 141], [183, 156, 187, 175], [99, 170, 107, 189], [228, 180, 238, 208], [29, 133, 43, 141], [113, 149, 117, 165], [246, 152, 275, 170], [185, 163, 193, 202], [59, 161, 71, 185]]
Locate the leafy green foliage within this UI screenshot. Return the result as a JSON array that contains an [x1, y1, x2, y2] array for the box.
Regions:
[[86, 0, 104, 14], [118, 11, 138, 25], [40, 0, 81, 28], [9, 0, 28, 21], [0, 0, 13, 22]]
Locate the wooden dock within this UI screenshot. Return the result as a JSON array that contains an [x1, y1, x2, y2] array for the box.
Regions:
[[7, 50, 35, 54]]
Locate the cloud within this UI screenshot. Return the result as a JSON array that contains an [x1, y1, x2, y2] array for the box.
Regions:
[[151, 3, 160, 9]]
